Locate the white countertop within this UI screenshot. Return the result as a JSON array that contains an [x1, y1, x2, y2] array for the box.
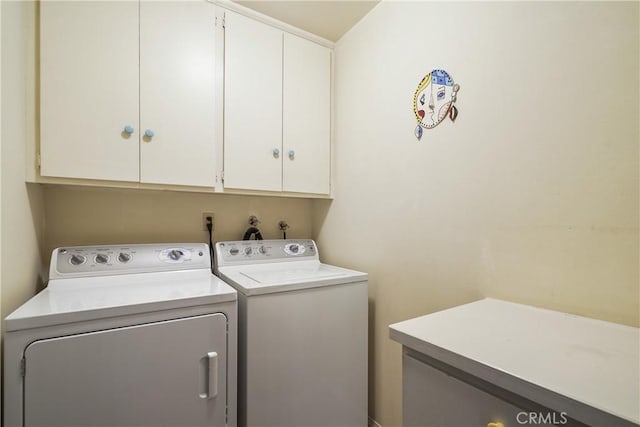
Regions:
[[389, 298, 640, 426]]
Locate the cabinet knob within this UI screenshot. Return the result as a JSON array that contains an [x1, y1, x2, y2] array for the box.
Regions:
[[123, 125, 134, 135], [145, 129, 155, 138], [487, 422, 505, 427], [272, 148, 280, 158], [288, 150, 295, 159]]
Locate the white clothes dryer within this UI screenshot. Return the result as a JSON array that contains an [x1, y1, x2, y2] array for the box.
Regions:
[[214, 239, 368, 427], [4, 243, 237, 427]]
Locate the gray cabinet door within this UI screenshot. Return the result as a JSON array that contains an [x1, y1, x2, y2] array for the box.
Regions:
[[403, 353, 559, 427], [24, 313, 227, 427]]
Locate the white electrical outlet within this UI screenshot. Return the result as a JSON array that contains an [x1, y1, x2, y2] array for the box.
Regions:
[[202, 212, 215, 231]]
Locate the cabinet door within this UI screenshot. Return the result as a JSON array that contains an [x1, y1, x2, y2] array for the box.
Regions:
[[40, 1, 140, 182], [283, 34, 331, 194], [224, 11, 283, 191], [23, 314, 228, 427], [140, 1, 217, 187], [403, 353, 557, 427]]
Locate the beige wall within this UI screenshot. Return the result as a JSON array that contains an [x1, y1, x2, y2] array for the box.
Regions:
[[313, 2, 639, 426], [43, 186, 313, 269], [1, 0, 45, 411], [1, 0, 44, 333], [1, 0, 3, 408]]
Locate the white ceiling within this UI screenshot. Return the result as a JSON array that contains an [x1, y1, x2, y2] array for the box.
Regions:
[[235, 1, 379, 42]]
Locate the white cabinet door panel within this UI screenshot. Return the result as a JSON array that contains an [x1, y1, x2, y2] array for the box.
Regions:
[[24, 314, 227, 427], [283, 34, 331, 194], [224, 11, 283, 192], [40, 1, 139, 182], [140, 1, 217, 187]]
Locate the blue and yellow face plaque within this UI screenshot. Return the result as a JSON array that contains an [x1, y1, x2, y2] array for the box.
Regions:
[[413, 69, 460, 140]]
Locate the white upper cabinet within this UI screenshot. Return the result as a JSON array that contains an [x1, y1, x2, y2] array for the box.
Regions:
[[224, 11, 332, 195], [40, 1, 140, 182], [139, 2, 217, 187], [40, 1, 218, 187], [39, 3, 332, 196], [223, 11, 283, 192], [282, 33, 331, 195]]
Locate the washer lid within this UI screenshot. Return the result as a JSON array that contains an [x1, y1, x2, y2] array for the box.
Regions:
[[241, 263, 345, 284], [5, 270, 237, 331], [216, 260, 367, 296]]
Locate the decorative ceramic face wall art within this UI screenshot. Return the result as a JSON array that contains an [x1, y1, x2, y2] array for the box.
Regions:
[[413, 69, 460, 140]]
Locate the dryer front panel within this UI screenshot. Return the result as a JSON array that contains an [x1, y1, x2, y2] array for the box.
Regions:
[[23, 313, 228, 427]]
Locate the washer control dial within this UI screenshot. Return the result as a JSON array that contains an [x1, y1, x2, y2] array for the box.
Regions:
[[244, 247, 253, 256], [118, 252, 131, 263], [229, 247, 239, 256], [284, 243, 305, 256]]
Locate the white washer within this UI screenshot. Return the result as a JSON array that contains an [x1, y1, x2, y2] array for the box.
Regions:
[[214, 239, 368, 427], [4, 243, 237, 427]]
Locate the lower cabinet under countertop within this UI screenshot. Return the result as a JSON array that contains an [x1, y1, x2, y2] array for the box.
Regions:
[[389, 298, 640, 427]]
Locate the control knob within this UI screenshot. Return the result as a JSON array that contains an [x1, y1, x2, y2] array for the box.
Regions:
[[95, 254, 109, 264], [229, 248, 239, 256], [69, 254, 86, 266], [169, 249, 183, 261], [244, 247, 253, 255], [284, 243, 305, 256], [118, 252, 131, 263], [259, 245, 267, 254]]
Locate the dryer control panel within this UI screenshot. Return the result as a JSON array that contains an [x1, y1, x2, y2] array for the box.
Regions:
[[51, 243, 211, 278], [215, 239, 318, 267]]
